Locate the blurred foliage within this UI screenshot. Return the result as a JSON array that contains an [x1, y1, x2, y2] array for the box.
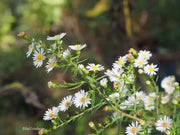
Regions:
[[0, 0, 180, 134]]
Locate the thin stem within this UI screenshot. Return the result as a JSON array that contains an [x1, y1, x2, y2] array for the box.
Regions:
[[151, 78, 159, 120]]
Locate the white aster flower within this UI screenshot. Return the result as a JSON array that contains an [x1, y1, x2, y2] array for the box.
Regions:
[[33, 48, 45, 68], [126, 121, 142, 135], [100, 78, 108, 86], [138, 50, 152, 60], [62, 49, 71, 58], [119, 87, 128, 97], [143, 95, 155, 105], [128, 95, 139, 104], [109, 93, 119, 99], [105, 68, 124, 82], [161, 95, 170, 104], [47, 43, 57, 53], [134, 57, 148, 68], [144, 103, 155, 111], [112, 111, 121, 118], [73, 90, 91, 108], [144, 64, 159, 76], [135, 91, 146, 101], [113, 56, 127, 69], [46, 56, 57, 73], [69, 44, 87, 51], [43, 107, 59, 121], [161, 76, 174, 89], [78, 64, 84, 69], [86, 63, 104, 72], [26, 39, 35, 57], [120, 100, 130, 110], [156, 116, 172, 132], [47, 33, 66, 40], [59, 95, 73, 112]]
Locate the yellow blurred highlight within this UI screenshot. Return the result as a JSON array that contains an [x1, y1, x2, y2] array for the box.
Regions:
[[86, 0, 109, 17]]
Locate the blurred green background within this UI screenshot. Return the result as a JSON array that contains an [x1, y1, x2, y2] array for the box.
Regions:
[[0, 0, 180, 134]]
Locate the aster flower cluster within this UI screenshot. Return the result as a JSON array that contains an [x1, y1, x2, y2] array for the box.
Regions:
[[20, 32, 180, 135]]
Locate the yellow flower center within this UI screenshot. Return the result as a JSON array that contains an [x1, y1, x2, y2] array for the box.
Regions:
[[118, 60, 123, 65], [36, 54, 43, 61], [49, 113, 55, 118], [162, 122, 168, 127], [166, 81, 171, 86], [131, 127, 137, 133], [148, 97, 153, 102], [76, 45, 81, 49], [80, 97, 87, 103], [115, 75, 119, 78], [65, 101, 71, 107], [176, 97, 180, 101], [143, 54, 147, 57], [137, 95, 141, 99], [50, 61, 55, 67], [138, 61, 143, 65], [92, 65, 98, 70], [163, 97, 168, 102], [149, 67, 154, 72], [28, 44, 32, 49]]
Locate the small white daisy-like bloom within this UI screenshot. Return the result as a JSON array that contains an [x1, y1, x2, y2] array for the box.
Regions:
[[173, 91, 180, 102], [48, 81, 53, 88], [144, 64, 159, 76], [100, 78, 108, 86], [105, 68, 124, 82], [113, 56, 127, 69], [119, 87, 128, 97], [128, 96, 139, 105], [69, 44, 87, 51], [33, 48, 45, 68], [47, 33, 66, 40], [135, 91, 146, 101], [165, 87, 175, 95], [78, 64, 84, 69], [161, 95, 170, 104], [86, 63, 104, 72], [120, 100, 130, 110], [46, 56, 57, 73], [62, 49, 71, 58], [126, 121, 142, 135], [161, 76, 174, 89], [144, 95, 155, 105], [73, 90, 91, 109], [43, 107, 59, 121], [156, 116, 172, 132], [134, 57, 148, 68], [47, 43, 57, 53], [138, 50, 152, 60], [109, 93, 119, 99], [112, 111, 121, 118], [26, 39, 35, 57], [144, 103, 155, 111], [59, 95, 73, 112]]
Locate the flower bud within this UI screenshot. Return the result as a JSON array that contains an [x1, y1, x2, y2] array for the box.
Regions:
[[139, 120, 145, 125], [84, 69, 89, 74], [38, 129, 44, 135], [146, 80, 151, 85], [128, 48, 137, 57], [103, 106, 109, 111], [137, 111, 143, 116], [53, 125, 57, 130], [113, 82, 119, 89], [126, 53, 134, 63], [17, 32, 29, 40], [172, 99, 178, 104], [57, 53, 61, 58], [89, 121, 97, 131], [138, 69, 144, 74]]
